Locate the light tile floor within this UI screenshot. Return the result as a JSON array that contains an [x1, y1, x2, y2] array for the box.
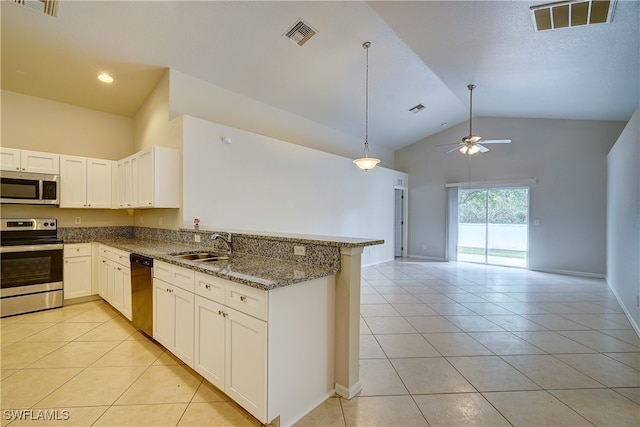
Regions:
[[1, 260, 639, 426]]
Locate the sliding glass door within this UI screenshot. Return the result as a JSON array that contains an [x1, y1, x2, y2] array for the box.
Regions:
[[457, 187, 529, 267]]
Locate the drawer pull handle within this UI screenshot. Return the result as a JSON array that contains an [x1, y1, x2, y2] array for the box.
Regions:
[[240, 295, 247, 302], [205, 284, 211, 290]]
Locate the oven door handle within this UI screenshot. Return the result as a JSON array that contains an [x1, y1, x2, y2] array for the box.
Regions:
[[0, 243, 64, 253]]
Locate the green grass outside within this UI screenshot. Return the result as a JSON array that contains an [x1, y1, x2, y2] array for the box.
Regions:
[[458, 247, 526, 259]]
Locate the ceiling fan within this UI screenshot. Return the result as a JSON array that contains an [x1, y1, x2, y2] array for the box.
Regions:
[[440, 84, 511, 155]]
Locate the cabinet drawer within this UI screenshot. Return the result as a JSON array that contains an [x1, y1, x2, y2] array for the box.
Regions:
[[154, 260, 172, 283], [112, 248, 130, 266], [64, 243, 92, 258], [172, 265, 195, 293], [195, 272, 226, 304], [99, 245, 113, 260], [226, 282, 267, 321]]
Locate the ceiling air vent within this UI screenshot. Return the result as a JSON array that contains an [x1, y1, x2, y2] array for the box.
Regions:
[[530, 0, 615, 31], [13, 0, 58, 17], [284, 19, 317, 46], [409, 104, 426, 114]]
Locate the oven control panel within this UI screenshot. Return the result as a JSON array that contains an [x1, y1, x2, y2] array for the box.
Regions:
[[2, 218, 57, 231]]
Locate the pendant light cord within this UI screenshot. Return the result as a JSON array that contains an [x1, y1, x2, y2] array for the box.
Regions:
[[364, 41, 370, 154], [468, 84, 475, 138]]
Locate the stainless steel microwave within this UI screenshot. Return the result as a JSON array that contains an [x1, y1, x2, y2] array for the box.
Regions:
[[0, 171, 59, 205]]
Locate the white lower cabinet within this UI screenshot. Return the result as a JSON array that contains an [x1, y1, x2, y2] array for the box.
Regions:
[[63, 243, 93, 300], [98, 244, 132, 320], [194, 273, 267, 422], [154, 264, 334, 426], [153, 261, 194, 367], [194, 296, 267, 419]]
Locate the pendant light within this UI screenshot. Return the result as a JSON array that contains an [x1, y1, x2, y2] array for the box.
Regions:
[[353, 41, 380, 171]]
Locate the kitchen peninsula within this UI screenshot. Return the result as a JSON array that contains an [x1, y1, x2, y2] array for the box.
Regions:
[[61, 225, 382, 425]]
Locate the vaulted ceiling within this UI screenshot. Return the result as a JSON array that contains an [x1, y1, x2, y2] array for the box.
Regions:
[[2, 1, 638, 153]]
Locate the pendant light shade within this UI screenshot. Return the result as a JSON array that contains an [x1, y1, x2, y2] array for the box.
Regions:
[[353, 41, 380, 171]]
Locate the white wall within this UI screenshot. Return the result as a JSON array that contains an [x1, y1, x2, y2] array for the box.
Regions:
[[607, 107, 640, 333], [396, 117, 625, 276], [182, 115, 407, 266], [169, 69, 395, 168]]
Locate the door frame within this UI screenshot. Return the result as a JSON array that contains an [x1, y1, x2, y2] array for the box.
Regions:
[[394, 185, 408, 258]]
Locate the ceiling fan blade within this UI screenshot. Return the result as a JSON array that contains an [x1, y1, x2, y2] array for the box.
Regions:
[[477, 143, 490, 153], [446, 146, 462, 153], [481, 139, 511, 144]]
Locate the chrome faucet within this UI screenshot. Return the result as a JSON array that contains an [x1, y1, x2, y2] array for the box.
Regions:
[[212, 232, 232, 254]]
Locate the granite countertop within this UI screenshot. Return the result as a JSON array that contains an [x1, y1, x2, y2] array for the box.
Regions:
[[70, 237, 338, 291]]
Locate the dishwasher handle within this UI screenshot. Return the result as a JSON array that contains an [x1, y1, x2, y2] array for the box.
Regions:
[[130, 253, 154, 268]]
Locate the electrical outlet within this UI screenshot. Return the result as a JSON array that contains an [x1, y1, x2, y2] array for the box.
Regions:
[[74, 217, 81, 225], [294, 245, 306, 256], [194, 234, 201, 243]]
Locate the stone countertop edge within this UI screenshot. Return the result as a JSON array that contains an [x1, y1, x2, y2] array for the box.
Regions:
[[80, 237, 339, 291], [179, 227, 385, 248]]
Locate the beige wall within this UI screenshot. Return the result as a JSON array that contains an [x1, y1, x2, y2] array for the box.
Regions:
[[1, 90, 134, 159], [134, 71, 183, 152]]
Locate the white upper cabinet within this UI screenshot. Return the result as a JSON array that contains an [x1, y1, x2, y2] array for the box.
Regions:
[[60, 155, 112, 209], [1, 148, 59, 174], [116, 146, 180, 209]]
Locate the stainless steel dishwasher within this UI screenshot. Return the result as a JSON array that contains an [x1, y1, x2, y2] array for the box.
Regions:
[[130, 253, 153, 337]]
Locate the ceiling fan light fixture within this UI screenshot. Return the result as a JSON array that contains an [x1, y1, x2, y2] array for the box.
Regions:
[[353, 41, 380, 171], [460, 144, 481, 155]]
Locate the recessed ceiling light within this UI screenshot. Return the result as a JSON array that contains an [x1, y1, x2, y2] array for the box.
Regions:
[[98, 73, 114, 84]]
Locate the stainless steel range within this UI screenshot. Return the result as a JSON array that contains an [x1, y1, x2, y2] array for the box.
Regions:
[[1, 218, 64, 317]]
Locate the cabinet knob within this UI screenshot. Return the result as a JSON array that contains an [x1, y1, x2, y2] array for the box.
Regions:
[[240, 295, 247, 302], [21, 168, 25, 171], [15, 167, 19, 170], [117, 267, 122, 271], [218, 310, 223, 316], [205, 284, 211, 290], [65, 260, 69, 263], [76, 248, 80, 252]]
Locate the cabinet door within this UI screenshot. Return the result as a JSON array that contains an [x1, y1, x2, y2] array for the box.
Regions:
[[98, 257, 110, 300], [0, 147, 21, 171], [137, 148, 154, 207], [121, 266, 132, 321], [112, 264, 132, 320], [116, 161, 125, 208], [153, 278, 174, 349], [173, 285, 194, 367], [64, 256, 92, 299], [87, 158, 112, 208], [225, 308, 267, 421], [194, 296, 225, 389], [123, 155, 138, 208], [21, 150, 59, 174], [59, 155, 87, 208]]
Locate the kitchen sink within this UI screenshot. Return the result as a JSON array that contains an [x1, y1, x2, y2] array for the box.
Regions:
[[170, 252, 230, 262]]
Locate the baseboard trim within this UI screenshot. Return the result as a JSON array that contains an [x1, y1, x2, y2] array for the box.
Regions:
[[335, 382, 361, 399], [529, 267, 605, 279], [605, 276, 640, 337], [405, 254, 447, 262]]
